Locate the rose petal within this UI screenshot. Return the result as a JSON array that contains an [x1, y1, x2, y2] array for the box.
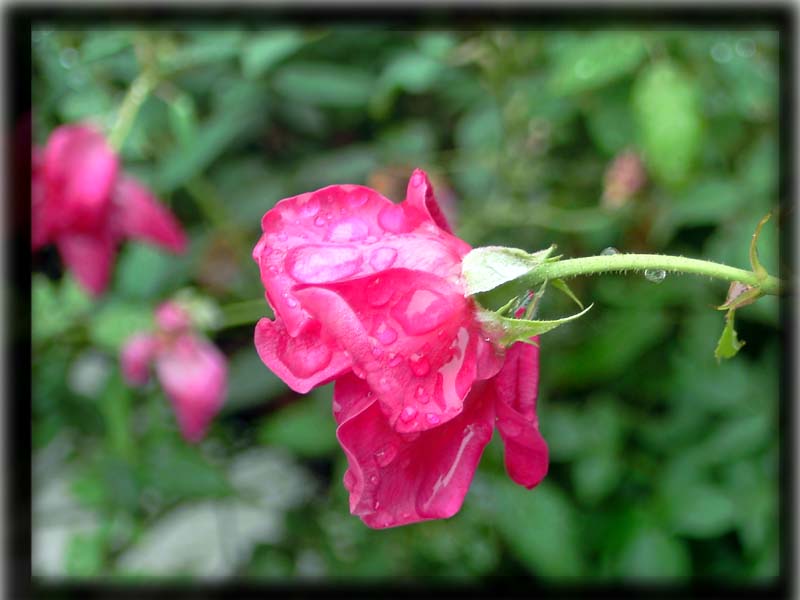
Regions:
[[42, 124, 118, 231], [493, 339, 548, 489], [334, 373, 495, 528], [56, 229, 115, 296], [404, 168, 460, 237], [120, 333, 159, 386], [253, 181, 469, 338], [155, 333, 227, 443], [293, 268, 483, 433], [112, 176, 187, 252], [155, 301, 192, 333], [254, 316, 351, 394]]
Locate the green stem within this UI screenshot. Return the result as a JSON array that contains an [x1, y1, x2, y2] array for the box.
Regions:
[[108, 69, 158, 152], [526, 253, 782, 296]]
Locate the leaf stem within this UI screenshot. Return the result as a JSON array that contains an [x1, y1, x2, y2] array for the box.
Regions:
[[526, 253, 782, 296]]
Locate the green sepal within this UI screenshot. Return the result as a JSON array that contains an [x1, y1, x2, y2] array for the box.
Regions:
[[551, 278, 585, 310], [716, 282, 762, 311], [478, 303, 594, 347], [749, 213, 771, 280], [462, 245, 556, 296], [714, 310, 745, 362]]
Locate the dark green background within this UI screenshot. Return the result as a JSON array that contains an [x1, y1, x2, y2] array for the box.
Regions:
[[32, 27, 781, 583]]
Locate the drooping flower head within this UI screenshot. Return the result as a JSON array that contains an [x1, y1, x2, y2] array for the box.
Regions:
[[121, 301, 227, 443], [32, 123, 187, 296], [253, 169, 548, 528]]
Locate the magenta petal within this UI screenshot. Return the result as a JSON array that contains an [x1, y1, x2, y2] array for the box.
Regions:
[[334, 373, 495, 528], [56, 230, 115, 296], [254, 316, 351, 393], [112, 176, 187, 252], [155, 301, 192, 333], [155, 334, 227, 443], [493, 339, 548, 489], [120, 333, 159, 386], [31, 147, 53, 250], [294, 268, 483, 434], [43, 124, 118, 231], [404, 168, 456, 235], [252, 182, 469, 338]]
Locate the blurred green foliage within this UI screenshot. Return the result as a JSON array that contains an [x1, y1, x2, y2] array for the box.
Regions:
[[32, 27, 780, 584]]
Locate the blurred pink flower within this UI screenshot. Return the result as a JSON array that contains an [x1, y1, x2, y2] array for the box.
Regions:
[[121, 302, 227, 443], [252, 169, 548, 528], [32, 123, 187, 296]]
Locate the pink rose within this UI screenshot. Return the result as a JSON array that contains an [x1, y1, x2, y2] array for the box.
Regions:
[[253, 169, 548, 528], [121, 302, 227, 443], [32, 123, 187, 296]]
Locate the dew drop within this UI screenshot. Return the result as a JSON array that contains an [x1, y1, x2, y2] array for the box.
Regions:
[[371, 346, 383, 358], [400, 406, 418, 422], [425, 413, 441, 426], [279, 339, 332, 378], [374, 322, 398, 345], [369, 474, 379, 484], [601, 247, 620, 256], [298, 196, 320, 218], [374, 443, 398, 467], [373, 500, 381, 510], [378, 376, 392, 391], [282, 292, 298, 308], [343, 469, 357, 492], [415, 385, 426, 399], [408, 353, 430, 377], [277, 232, 288, 242], [314, 216, 326, 227], [327, 217, 369, 242], [348, 192, 369, 208], [387, 353, 403, 367], [369, 247, 398, 271], [286, 244, 363, 283], [366, 277, 393, 307], [352, 364, 366, 379], [332, 399, 341, 414], [391, 288, 453, 335], [644, 269, 667, 284], [378, 204, 413, 233], [411, 171, 425, 188]]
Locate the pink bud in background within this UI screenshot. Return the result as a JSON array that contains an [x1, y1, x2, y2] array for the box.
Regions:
[[120, 302, 227, 443], [602, 150, 647, 210], [32, 123, 187, 296]]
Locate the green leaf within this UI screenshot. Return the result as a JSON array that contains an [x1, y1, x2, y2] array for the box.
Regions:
[[549, 32, 646, 95], [572, 451, 621, 505], [88, 301, 153, 351], [491, 478, 584, 577], [273, 62, 375, 108], [241, 31, 305, 79], [142, 442, 231, 501], [664, 481, 736, 538], [258, 389, 338, 458], [715, 310, 745, 362], [551, 278, 585, 309], [615, 527, 690, 578], [65, 532, 105, 576], [167, 93, 197, 147], [584, 84, 637, 155], [115, 245, 180, 301], [749, 212, 771, 279], [633, 63, 702, 185], [479, 303, 593, 346], [462, 245, 555, 295], [32, 274, 93, 342], [225, 348, 287, 412]]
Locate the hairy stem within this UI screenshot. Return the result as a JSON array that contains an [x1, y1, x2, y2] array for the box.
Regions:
[[526, 253, 782, 296]]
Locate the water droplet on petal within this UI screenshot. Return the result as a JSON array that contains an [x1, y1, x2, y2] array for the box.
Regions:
[[369, 247, 398, 271], [373, 500, 381, 510], [279, 339, 332, 378], [348, 192, 368, 208], [408, 353, 430, 376], [371, 346, 383, 358], [282, 292, 298, 308], [314, 216, 326, 227], [400, 406, 417, 422], [378, 204, 413, 233], [425, 413, 441, 426], [369, 474, 379, 484], [601, 247, 619, 256], [352, 364, 366, 379], [366, 277, 393, 307], [374, 322, 398, 346], [286, 244, 363, 283], [411, 171, 425, 187], [343, 469, 357, 492], [277, 232, 288, 242], [391, 289, 453, 335], [298, 196, 320, 218], [387, 353, 403, 367], [644, 269, 667, 284], [374, 443, 398, 467], [327, 217, 369, 242], [415, 385, 427, 400]]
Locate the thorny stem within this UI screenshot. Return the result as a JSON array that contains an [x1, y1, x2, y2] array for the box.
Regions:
[[525, 253, 782, 296]]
